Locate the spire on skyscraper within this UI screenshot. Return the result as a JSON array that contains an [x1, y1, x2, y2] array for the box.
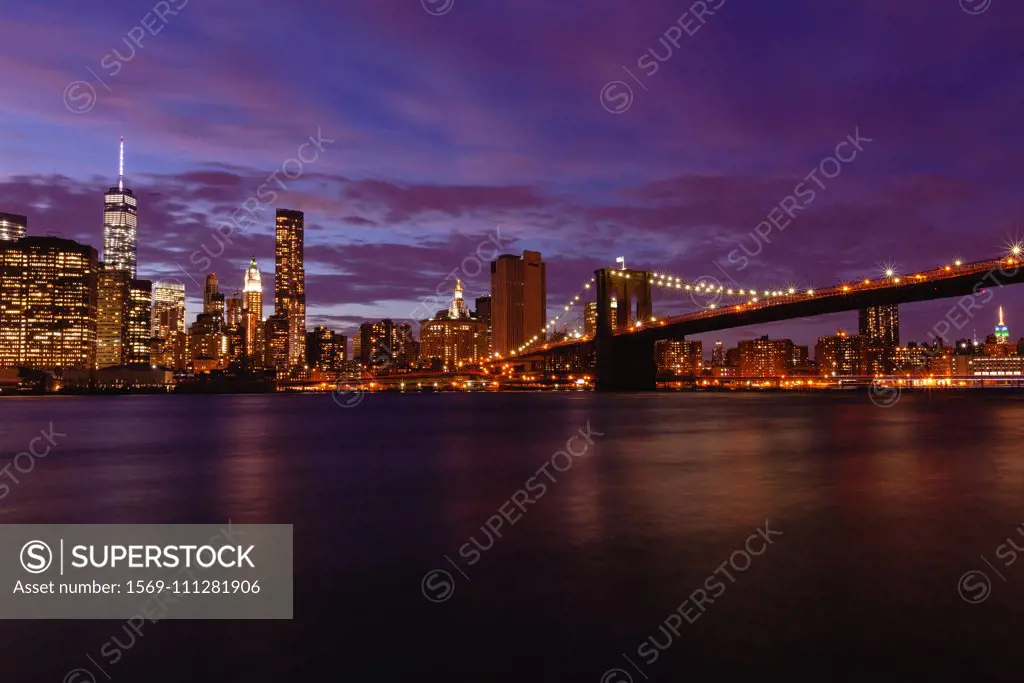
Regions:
[[118, 136, 124, 191]]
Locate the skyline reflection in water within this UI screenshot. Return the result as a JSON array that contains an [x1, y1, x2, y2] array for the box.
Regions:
[[0, 392, 1023, 680]]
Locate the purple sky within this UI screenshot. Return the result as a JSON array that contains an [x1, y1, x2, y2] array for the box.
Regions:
[[2, 0, 1023, 349]]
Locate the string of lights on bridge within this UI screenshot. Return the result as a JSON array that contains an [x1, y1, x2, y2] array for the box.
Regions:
[[497, 242, 1024, 359]]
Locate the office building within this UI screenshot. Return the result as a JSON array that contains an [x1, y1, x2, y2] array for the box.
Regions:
[[96, 269, 130, 368], [243, 257, 264, 362], [655, 340, 703, 376], [711, 340, 725, 366], [969, 356, 1024, 377], [274, 209, 306, 367], [0, 237, 98, 370], [816, 331, 865, 376], [152, 280, 186, 339], [859, 304, 899, 374], [420, 282, 489, 370], [190, 312, 229, 372], [738, 336, 794, 377], [226, 290, 243, 327], [307, 326, 345, 371], [0, 213, 27, 242], [103, 138, 138, 278], [859, 304, 899, 348], [125, 279, 152, 365], [263, 313, 290, 375], [584, 302, 597, 338], [97, 270, 151, 367], [490, 250, 546, 357], [203, 272, 224, 319], [358, 319, 417, 371]]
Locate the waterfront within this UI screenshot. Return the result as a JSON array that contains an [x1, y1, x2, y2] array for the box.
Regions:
[[2, 392, 1024, 680]]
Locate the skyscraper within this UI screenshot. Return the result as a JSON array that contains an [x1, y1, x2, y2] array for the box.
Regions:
[[97, 271, 151, 367], [859, 304, 899, 348], [102, 137, 138, 278], [226, 290, 243, 326], [263, 313, 290, 374], [0, 237, 98, 370], [274, 209, 306, 367], [243, 257, 264, 361], [151, 280, 188, 370], [584, 301, 598, 337], [125, 280, 152, 366], [152, 280, 186, 339], [712, 340, 725, 366], [96, 270, 130, 368], [307, 326, 344, 371], [0, 212, 27, 242], [995, 306, 1010, 344], [859, 304, 899, 374], [490, 250, 546, 357], [204, 273, 224, 319]]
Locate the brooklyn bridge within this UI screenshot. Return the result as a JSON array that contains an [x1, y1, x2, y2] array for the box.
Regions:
[[480, 250, 1024, 391]]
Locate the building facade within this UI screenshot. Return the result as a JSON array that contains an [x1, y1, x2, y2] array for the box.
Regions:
[[0, 237, 98, 370], [243, 257, 264, 362], [655, 340, 703, 377], [419, 282, 488, 369], [738, 336, 794, 377], [490, 250, 546, 357], [816, 331, 865, 376], [152, 280, 186, 339], [274, 209, 306, 368]]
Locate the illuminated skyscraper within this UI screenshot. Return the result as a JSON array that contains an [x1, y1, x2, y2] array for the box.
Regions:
[[152, 280, 186, 339], [490, 250, 546, 357], [859, 304, 899, 375], [125, 280, 152, 365], [0, 237, 98, 370], [263, 313, 290, 375], [226, 290, 243, 327], [712, 340, 725, 366], [97, 270, 151, 367], [859, 304, 899, 348], [995, 306, 1010, 344], [307, 326, 344, 371], [102, 137, 138, 278], [584, 302, 597, 337], [274, 209, 306, 367], [97, 270, 130, 368], [243, 257, 264, 361], [357, 319, 416, 370], [0, 212, 27, 242]]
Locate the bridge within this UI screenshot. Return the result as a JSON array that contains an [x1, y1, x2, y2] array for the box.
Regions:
[[484, 250, 1024, 391]]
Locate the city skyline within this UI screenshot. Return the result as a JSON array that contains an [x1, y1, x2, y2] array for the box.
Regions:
[[2, 1, 1023, 350]]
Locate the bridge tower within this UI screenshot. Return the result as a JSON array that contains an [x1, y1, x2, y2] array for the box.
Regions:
[[594, 268, 657, 391]]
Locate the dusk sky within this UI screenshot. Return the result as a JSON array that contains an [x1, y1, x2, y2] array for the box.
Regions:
[[2, 0, 1023, 348]]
